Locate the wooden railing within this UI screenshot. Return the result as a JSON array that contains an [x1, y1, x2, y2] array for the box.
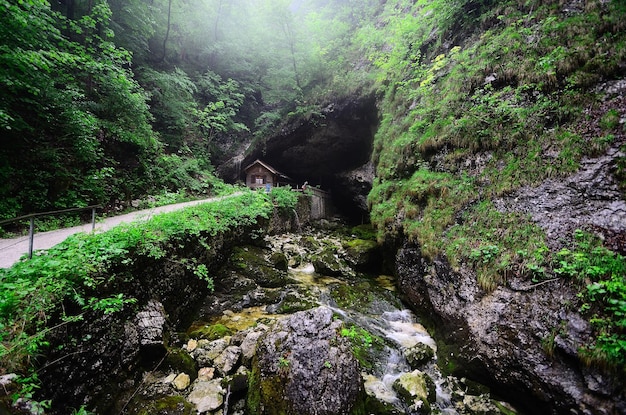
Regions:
[[0, 205, 101, 259]]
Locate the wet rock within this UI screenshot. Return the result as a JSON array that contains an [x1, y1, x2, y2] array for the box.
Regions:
[[395, 242, 626, 414], [342, 238, 381, 271], [460, 394, 503, 415], [362, 374, 403, 414], [228, 246, 288, 288], [392, 370, 436, 414], [239, 328, 266, 365], [163, 348, 197, 379], [312, 246, 354, 277], [266, 286, 318, 314], [135, 299, 168, 365], [173, 373, 191, 391], [281, 242, 304, 267], [404, 343, 435, 369], [249, 306, 363, 415], [241, 286, 282, 308], [187, 379, 225, 413], [193, 338, 231, 368], [493, 146, 626, 249], [214, 346, 241, 376], [269, 251, 288, 272]]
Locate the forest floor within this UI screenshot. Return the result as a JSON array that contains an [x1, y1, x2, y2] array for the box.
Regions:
[[0, 193, 242, 269]]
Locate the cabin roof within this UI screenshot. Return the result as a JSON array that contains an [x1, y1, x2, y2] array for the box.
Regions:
[[243, 159, 292, 180]]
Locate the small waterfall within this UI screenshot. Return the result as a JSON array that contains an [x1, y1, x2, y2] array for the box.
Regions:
[[223, 384, 231, 415], [295, 264, 458, 414], [292, 209, 301, 232], [233, 155, 244, 180]]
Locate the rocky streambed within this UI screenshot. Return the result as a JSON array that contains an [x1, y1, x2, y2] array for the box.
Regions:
[[114, 228, 517, 415]]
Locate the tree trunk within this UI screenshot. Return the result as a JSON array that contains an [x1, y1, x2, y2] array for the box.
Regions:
[[160, 0, 173, 62]]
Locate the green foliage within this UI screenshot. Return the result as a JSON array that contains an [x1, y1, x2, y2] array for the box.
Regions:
[[0, 0, 159, 217], [552, 231, 626, 367], [278, 355, 290, 369], [12, 372, 51, 415], [339, 324, 383, 369], [364, 0, 626, 302], [269, 187, 299, 214], [446, 201, 548, 291], [0, 191, 272, 380], [341, 325, 373, 348]]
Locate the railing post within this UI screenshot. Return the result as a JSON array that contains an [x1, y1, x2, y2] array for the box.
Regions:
[[28, 217, 34, 259], [91, 207, 96, 232]]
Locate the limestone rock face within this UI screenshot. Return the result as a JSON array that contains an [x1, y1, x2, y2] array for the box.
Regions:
[[493, 145, 626, 250], [218, 94, 378, 220], [395, 243, 626, 414], [134, 299, 168, 366], [250, 306, 363, 415]]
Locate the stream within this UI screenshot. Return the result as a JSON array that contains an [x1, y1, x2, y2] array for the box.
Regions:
[[125, 229, 516, 415]]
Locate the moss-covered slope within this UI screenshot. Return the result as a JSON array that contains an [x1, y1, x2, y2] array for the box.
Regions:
[[362, 0, 626, 369]]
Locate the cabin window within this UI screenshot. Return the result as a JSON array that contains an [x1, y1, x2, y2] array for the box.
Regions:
[[256, 175, 265, 184]]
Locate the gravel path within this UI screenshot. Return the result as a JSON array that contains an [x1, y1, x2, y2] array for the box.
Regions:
[[0, 193, 241, 269]]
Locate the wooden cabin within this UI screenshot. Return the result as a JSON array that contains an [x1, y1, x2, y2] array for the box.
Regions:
[[243, 159, 291, 191]]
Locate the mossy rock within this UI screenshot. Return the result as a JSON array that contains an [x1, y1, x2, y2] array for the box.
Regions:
[[404, 343, 435, 369], [274, 289, 317, 314], [229, 246, 288, 288], [189, 323, 232, 341], [312, 246, 352, 277], [163, 348, 198, 380], [247, 364, 290, 415], [392, 370, 436, 414], [349, 394, 403, 415], [330, 282, 375, 311], [129, 395, 195, 415], [343, 238, 380, 269], [270, 251, 289, 272], [349, 224, 378, 241], [301, 236, 321, 251]]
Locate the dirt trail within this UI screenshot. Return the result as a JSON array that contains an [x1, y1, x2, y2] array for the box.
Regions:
[[0, 193, 241, 269]]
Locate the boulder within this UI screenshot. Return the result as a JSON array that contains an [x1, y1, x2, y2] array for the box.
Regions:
[[249, 306, 363, 415], [311, 246, 353, 277], [342, 238, 381, 271], [228, 246, 289, 288], [404, 343, 435, 369], [173, 373, 191, 391], [193, 337, 231, 368], [392, 370, 436, 414], [187, 379, 225, 413], [214, 345, 241, 376]]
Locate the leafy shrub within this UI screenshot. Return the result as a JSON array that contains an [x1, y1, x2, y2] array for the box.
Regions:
[[269, 187, 299, 214], [0, 191, 272, 380], [552, 230, 626, 367]]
